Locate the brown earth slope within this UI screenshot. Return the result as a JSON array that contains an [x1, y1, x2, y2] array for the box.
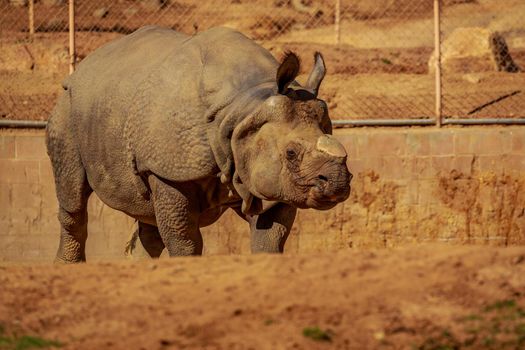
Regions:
[[1, 245, 524, 349], [1, 0, 524, 120]]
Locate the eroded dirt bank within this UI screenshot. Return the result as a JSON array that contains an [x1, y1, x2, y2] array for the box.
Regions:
[[1, 245, 524, 349]]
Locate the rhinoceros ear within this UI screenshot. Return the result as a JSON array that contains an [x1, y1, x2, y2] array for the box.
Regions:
[[305, 52, 326, 97], [276, 51, 300, 94]]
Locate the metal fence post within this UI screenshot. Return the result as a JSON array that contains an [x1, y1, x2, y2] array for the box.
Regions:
[[434, 0, 442, 127], [335, 0, 341, 45], [28, 0, 34, 40], [69, 0, 75, 74]]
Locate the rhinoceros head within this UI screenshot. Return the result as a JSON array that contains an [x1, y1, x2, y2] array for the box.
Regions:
[[231, 52, 352, 213]]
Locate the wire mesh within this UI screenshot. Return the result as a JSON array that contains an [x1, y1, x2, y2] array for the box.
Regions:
[[439, 0, 525, 120], [0, 0, 524, 121]]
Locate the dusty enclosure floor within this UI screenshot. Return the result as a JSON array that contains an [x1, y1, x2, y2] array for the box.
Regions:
[[1, 245, 524, 349]]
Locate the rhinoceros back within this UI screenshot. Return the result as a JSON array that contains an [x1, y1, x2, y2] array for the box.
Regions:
[[67, 26, 278, 192]]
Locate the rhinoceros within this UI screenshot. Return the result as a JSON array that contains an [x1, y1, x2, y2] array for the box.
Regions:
[[46, 26, 352, 263]]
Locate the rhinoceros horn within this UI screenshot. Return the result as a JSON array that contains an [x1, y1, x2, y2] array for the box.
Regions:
[[316, 134, 347, 158]]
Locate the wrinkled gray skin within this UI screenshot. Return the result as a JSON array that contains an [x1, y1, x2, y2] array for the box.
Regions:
[[46, 26, 352, 263]]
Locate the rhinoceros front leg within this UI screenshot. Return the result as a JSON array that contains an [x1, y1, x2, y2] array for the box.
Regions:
[[245, 203, 297, 253], [149, 175, 203, 256]]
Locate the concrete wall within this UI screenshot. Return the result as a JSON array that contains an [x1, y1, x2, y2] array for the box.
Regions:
[[1, 126, 524, 263]]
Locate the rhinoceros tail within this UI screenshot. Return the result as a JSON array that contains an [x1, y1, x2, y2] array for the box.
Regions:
[[124, 227, 139, 257]]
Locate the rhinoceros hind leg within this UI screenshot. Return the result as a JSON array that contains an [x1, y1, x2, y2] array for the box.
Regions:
[[55, 198, 90, 264], [149, 176, 203, 256], [47, 94, 92, 263], [49, 154, 92, 264], [125, 222, 165, 259]]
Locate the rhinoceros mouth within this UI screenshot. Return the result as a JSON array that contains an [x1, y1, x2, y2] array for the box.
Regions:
[[310, 199, 338, 210], [305, 184, 351, 210]]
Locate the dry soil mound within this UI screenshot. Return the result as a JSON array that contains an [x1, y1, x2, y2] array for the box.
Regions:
[[0, 245, 524, 349]]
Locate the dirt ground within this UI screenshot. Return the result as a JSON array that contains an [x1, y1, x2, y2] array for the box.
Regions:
[[1, 2, 525, 349], [1, 245, 524, 349], [1, 0, 524, 120]]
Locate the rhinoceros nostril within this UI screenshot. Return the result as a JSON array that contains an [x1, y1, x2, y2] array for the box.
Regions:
[[317, 175, 328, 182]]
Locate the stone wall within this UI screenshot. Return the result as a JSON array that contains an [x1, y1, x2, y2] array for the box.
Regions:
[[1, 126, 524, 263]]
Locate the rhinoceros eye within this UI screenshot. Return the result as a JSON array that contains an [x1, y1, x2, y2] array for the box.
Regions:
[[286, 148, 297, 160]]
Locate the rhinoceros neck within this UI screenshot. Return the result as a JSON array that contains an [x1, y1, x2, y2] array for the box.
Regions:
[[206, 81, 277, 216], [217, 81, 276, 121]]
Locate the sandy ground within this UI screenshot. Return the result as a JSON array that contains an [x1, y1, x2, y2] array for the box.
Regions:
[[1, 245, 524, 349]]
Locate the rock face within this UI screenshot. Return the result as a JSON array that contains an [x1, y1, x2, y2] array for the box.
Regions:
[[140, 0, 167, 11], [429, 27, 520, 74], [92, 7, 109, 19], [42, 0, 66, 6], [0, 42, 68, 73], [8, 0, 27, 7]]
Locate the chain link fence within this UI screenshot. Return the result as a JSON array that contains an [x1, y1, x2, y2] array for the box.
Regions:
[[439, 0, 524, 120], [1, 0, 524, 122]]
